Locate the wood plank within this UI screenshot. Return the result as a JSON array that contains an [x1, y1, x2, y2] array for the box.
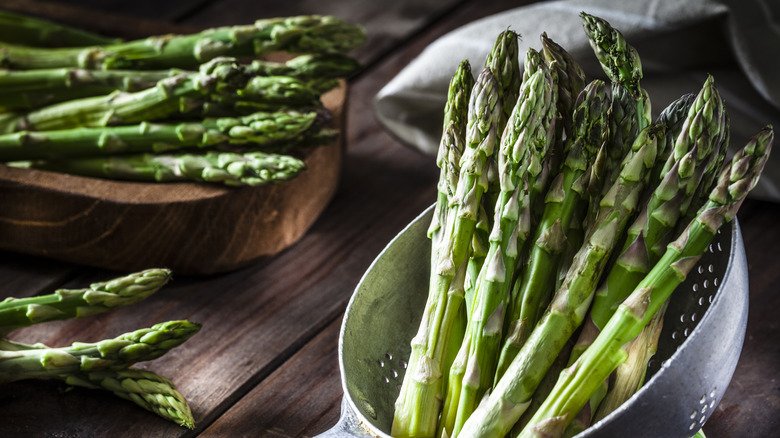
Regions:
[[0, 0, 198, 39], [201, 317, 343, 437]]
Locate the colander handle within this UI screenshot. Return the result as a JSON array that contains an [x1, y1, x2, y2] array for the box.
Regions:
[[315, 397, 377, 437]]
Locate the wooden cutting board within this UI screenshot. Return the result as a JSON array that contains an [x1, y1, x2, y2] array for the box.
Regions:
[[0, 84, 347, 275]]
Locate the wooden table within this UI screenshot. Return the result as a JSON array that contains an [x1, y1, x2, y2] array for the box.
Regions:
[[0, 1, 777, 436]]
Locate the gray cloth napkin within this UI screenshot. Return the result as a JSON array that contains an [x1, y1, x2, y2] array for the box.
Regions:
[[374, 0, 780, 201]]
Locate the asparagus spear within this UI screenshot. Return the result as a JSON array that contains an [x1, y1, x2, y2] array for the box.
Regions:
[[458, 124, 662, 438], [0, 57, 251, 133], [540, 32, 586, 145], [0, 53, 358, 111], [0, 338, 195, 428], [429, 60, 472, 268], [0, 269, 170, 335], [428, 61, 474, 398], [0, 109, 321, 161], [484, 29, 521, 134], [392, 68, 500, 438], [496, 80, 609, 379], [0, 10, 121, 47], [0, 15, 366, 70], [0, 320, 201, 383], [441, 64, 557, 437], [648, 93, 697, 187], [65, 367, 195, 428], [580, 12, 645, 127], [17, 149, 306, 186], [0, 67, 181, 110], [518, 126, 773, 438]]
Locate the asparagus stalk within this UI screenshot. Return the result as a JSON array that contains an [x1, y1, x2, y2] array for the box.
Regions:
[[496, 80, 609, 379], [518, 127, 773, 438], [580, 12, 645, 128], [64, 367, 195, 428], [0, 109, 321, 161], [0, 15, 366, 70], [590, 300, 666, 423], [0, 338, 195, 428], [392, 68, 501, 438], [0, 269, 171, 335], [0, 320, 201, 383], [0, 67, 181, 110], [540, 32, 586, 145], [17, 149, 306, 186], [0, 53, 357, 111], [441, 64, 557, 437], [458, 124, 662, 438], [648, 93, 697, 187], [484, 29, 521, 135], [0, 10, 122, 47], [429, 59, 472, 268], [0, 57, 251, 133]]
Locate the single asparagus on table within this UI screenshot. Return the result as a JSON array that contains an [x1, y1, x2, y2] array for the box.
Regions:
[[391, 68, 501, 438], [496, 80, 609, 380], [459, 123, 662, 438], [15, 149, 306, 186], [1, 338, 195, 428], [0, 109, 322, 161], [0, 320, 201, 383], [518, 126, 773, 438], [0, 269, 171, 336], [0, 15, 366, 70], [65, 367, 195, 428], [440, 60, 557, 437]]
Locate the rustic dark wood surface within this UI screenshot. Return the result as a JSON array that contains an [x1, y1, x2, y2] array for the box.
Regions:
[[0, 1, 777, 437]]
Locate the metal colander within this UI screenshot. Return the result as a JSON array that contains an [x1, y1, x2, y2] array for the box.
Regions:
[[318, 205, 747, 438]]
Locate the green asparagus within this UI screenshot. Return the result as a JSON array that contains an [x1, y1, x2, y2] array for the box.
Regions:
[[517, 126, 772, 438], [0, 57, 250, 133], [0, 320, 200, 383], [0, 109, 321, 161], [441, 62, 557, 437], [0, 269, 170, 335], [65, 367, 195, 428], [17, 149, 306, 186], [0, 15, 366, 70], [458, 123, 661, 438], [497, 80, 609, 379], [392, 68, 500, 438]]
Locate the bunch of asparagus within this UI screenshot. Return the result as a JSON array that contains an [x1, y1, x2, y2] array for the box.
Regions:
[[392, 12, 772, 438], [0, 10, 364, 186], [0, 268, 200, 428]]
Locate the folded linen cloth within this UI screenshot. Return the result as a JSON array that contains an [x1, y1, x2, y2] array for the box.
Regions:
[[374, 0, 780, 201]]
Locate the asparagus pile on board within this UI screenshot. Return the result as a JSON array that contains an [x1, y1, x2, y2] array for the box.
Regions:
[[392, 12, 772, 438], [0, 10, 364, 186]]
